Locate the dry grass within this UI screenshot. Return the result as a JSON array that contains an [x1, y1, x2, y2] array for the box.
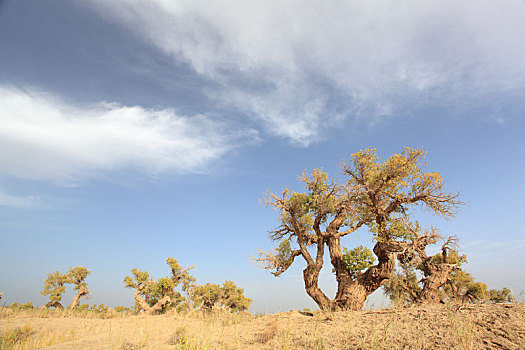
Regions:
[[1, 303, 524, 349]]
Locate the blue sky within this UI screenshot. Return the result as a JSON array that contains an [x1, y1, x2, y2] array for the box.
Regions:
[[0, 0, 524, 312]]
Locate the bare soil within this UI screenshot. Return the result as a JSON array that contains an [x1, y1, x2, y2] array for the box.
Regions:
[[1, 303, 524, 349]]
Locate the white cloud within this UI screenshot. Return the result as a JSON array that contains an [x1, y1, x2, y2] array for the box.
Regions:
[[0, 86, 248, 185], [89, 0, 525, 145], [464, 238, 525, 253], [0, 189, 40, 208]]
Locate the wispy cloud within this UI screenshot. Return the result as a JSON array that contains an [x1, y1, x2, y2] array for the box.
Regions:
[[464, 238, 525, 252], [88, 0, 525, 145], [0, 86, 252, 185], [0, 189, 40, 208]]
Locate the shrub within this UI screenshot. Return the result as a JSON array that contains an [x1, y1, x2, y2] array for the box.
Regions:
[[6, 301, 34, 310]]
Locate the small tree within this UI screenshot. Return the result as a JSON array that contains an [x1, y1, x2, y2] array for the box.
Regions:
[[41, 266, 91, 310], [444, 272, 514, 304], [257, 147, 461, 311], [488, 288, 515, 303], [124, 258, 194, 314], [124, 268, 164, 314], [41, 271, 68, 309], [193, 281, 252, 312], [383, 223, 466, 304], [384, 227, 515, 305], [66, 266, 91, 310]]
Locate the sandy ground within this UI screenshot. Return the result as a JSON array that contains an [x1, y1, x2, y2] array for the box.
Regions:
[[1, 303, 524, 349]]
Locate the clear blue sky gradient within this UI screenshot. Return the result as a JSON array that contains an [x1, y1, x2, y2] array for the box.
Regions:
[[0, 0, 524, 312]]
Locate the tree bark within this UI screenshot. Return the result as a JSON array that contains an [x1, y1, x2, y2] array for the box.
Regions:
[[303, 264, 333, 311], [419, 265, 456, 303], [68, 288, 89, 310], [327, 236, 366, 310], [44, 300, 64, 309], [134, 289, 151, 313], [148, 295, 171, 315], [301, 238, 409, 311], [334, 241, 407, 311]]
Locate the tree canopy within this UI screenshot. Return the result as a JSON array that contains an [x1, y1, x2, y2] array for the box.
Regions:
[[193, 281, 252, 312]]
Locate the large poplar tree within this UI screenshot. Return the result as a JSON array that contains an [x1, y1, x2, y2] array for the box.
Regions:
[[257, 147, 461, 311]]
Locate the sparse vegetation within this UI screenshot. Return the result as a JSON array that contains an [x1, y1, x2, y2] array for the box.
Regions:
[[124, 257, 252, 315], [0, 325, 34, 348], [1, 147, 522, 348], [0, 303, 523, 349]]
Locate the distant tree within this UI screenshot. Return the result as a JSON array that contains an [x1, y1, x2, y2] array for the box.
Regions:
[[66, 266, 91, 310], [41, 271, 68, 309], [384, 225, 515, 305], [6, 301, 34, 310], [444, 272, 514, 304], [256, 148, 461, 311], [75, 303, 90, 311], [41, 266, 91, 310], [193, 281, 252, 312], [90, 303, 109, 313], [124, 258, 194, 314], [383, 223, 465, 304], [114, 305, 132, 313], [488, 288, 515, 303]]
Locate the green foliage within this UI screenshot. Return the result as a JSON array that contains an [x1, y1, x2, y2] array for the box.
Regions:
[[114, 305, 132, 313], [383, 265, 421, 305], [124, 268, 150, 290], [221, 281, 252, 312], [41, 271, 68, 303], [443, 270, 493, 303], [124, 258, 195, 313], [338, 245, 375, 279], [275, 239, 293, 266], [488, 288, 515, 303], [369, 218, 414, 243], [442, 269, 473, 298], [124, 258, 251, 314], [465, 282, 488, 302], [41, 266, 91, 307], [346, 147, 460, 237], [430, 251, 467, 266], [90, 303, 109, 313], [75, 303, 90, 311], [194, 281, 252, 312], [388, 256, 515, 306], [194, 283, 222, 310], [66, 266, 90, 291]]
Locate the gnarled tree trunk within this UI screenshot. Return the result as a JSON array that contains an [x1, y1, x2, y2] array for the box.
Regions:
[[133, 288, 171, 315], [68, 287, 90, 310], [419, 264, 457, 303], [303, 264, 333, 310], [44, 300, 64, 309], [415, 235, 459, 304], [134, 288, 151, 313], [148, 295, 171, 314], [328, 240, 409, 311]]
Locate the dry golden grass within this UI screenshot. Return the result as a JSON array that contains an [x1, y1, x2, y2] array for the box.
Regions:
[[1, 303, 524, 349]]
